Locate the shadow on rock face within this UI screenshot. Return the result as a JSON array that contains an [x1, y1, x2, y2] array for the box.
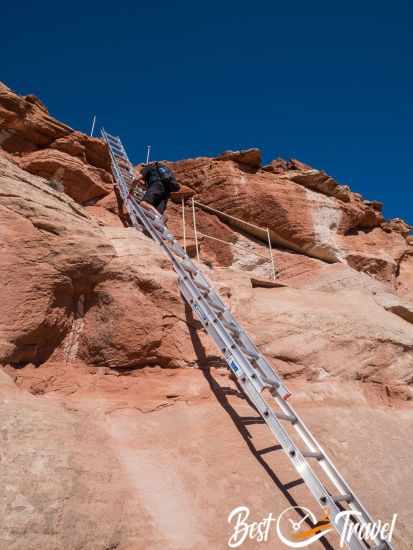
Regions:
[[183, 302, 335, 550]]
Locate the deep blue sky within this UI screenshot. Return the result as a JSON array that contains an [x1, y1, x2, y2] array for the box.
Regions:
[[2, 1, 412, 224]]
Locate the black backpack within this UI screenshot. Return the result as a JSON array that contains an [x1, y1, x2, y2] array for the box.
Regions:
[[154, 162, 180, 192]]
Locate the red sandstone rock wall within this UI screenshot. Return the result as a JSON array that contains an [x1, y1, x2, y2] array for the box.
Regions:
[[0, 82, 113, 204], [1, 83, 412, 549]]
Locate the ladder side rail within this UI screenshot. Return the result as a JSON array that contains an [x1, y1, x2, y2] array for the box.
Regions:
[[121, 193, 257, 387], [103, 132, 393, 550], [108, 166, 290, 396], [178, 270, 368, 547], [103, 134, 181, 255], [142, 199, 388, 546], [175, 266, 289, 396], [178, 272, 368, 548], [105, 144, 131, 199], [273, 393, 384, 537], [155, 216, 392, 548], [125, 199, 284, 398], [103, 129, 136, 188], [232, 377, 369, 550], [148, 161, 391, 545], [103, 131, 289, 397], [184, 268, 288, 391], [177, 279, 265, 387], [177, 272, 286, 394], [188, 269, 288, 391]]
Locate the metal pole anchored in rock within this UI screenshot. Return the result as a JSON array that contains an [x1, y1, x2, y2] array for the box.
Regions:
[[192, 198, 200, 263], [182, 197, 187, 253], [146, 145, 151, 164], [266, 227, 276, 281], [90, 115, 96, 137]]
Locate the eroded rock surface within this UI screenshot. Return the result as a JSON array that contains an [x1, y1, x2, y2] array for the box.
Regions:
[[1, 83, 412, 550], [170, 155, 410, 286]]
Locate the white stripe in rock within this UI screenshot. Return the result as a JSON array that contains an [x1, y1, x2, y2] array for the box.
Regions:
[[306, 188, 344, 262]]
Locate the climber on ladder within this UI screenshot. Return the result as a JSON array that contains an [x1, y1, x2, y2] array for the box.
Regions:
[[128, 161, 180, 220], [103, 129, 395, 550]]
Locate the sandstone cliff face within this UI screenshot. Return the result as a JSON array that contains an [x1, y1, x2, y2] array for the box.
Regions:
[[170, 154, 411, 286], [1, 84, 413, 549], [0, 82, 113, 204]]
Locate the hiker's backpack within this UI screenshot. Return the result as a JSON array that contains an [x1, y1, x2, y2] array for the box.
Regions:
[[154, 162, 180, 192]]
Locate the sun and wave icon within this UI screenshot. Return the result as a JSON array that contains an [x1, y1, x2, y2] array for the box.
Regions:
[[276, 506, 333, 548]]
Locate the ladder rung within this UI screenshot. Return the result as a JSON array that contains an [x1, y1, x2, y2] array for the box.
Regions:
[[273, 411, 297, 423], [302, 451, 323, 460], [260, 377, 280, 393], [160, 233, 174, 242], [144, 209, 158, 220], [152, 223, 165, 233], [194, 279, 210, 293], [110, 144, 123, 153], [106, 136, 120, 144], [239, 346, 259, 361], [244, 350, 259, 362], [333, 493, 353, 504], [168, 242, 186, 258], [220, 318, 241, 336], [108, 140, 122, 148], [206, 298, 225, 313], [180, 259, 198, 275]]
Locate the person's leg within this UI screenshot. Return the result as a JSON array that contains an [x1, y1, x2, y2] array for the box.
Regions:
[[141, 182, 165, 215], [156, 198, 168, 214], [140, 200, 160, 215], [155, 197, 169, 223]]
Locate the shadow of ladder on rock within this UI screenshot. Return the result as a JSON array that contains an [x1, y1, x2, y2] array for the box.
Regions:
[[101, 128, 393, 550]]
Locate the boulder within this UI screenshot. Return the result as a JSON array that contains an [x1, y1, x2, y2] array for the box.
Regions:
[[216, 148, 261, 170], [381, 218, 413, 237], [0, 81, 72, 153], [170, 156, 407, 278], [18, 149, 113, 204], [263, 157, 313, 173], [0, 83, 114, 203], [51, 130, 112, 172]]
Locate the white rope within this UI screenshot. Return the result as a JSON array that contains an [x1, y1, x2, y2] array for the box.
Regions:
[[192, 200, 277, 276], [191, 198, 200, 262], [193, 200, 267, 233], [181, 198, 187, 253], [196, 231, 273, 262]]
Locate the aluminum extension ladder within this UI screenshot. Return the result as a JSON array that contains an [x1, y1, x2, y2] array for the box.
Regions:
[[102, 129, 393, 550]]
